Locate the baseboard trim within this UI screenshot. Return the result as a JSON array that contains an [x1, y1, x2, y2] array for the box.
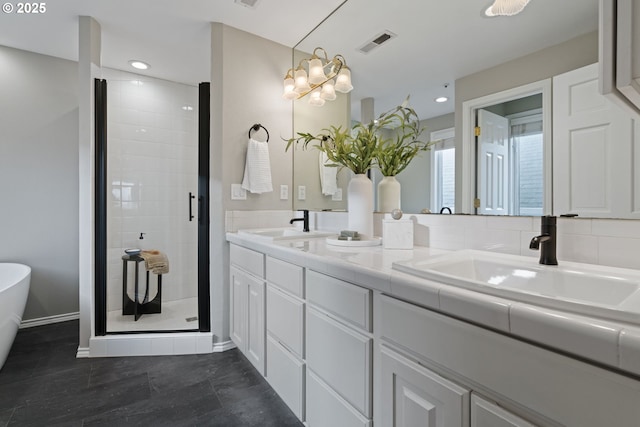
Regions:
[[213, 340, 236, 353], [20, 312, 80, 329], [76, 347, 91, 358]]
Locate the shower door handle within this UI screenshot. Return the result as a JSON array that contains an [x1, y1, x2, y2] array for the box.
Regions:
[[189, 192, 195, 221]]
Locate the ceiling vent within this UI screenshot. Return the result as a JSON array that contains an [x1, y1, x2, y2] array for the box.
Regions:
[[234, 0, 261, 9], [358, 31, 397, 54]]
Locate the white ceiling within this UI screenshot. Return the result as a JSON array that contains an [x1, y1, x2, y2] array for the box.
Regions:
[[0, 0, 599, 120]]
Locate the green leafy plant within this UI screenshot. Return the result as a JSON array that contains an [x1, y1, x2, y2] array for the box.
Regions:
[[374, 101, 432, 177], [285, 124, 377, 175], [285, 96, 431, 176]]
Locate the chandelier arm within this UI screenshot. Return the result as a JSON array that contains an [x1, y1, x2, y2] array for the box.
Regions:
[[312, 47, 329, 62]]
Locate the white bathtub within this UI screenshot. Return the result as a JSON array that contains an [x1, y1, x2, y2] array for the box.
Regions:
[[0, 263, 30, 370]]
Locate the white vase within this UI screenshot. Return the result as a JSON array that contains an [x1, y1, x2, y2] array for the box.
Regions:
[[377, 175, 401, 213], [348, 173, 374, 238]]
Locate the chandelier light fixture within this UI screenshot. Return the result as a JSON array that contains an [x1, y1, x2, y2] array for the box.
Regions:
[[282, 47, 353, 106], [485, 0, 530, 16]]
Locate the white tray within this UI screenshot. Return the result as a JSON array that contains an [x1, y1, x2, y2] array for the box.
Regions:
[[326, 236, 382, 247]]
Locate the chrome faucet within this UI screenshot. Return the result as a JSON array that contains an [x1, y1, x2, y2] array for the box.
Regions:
[[290, 209, 310, 232], [530, 215, 557, 265]]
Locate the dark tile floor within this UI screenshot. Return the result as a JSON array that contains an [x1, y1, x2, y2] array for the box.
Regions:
[[0, 321, 303, 427]]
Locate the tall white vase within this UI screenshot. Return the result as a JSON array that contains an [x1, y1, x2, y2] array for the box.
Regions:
[[377, 175, 401, 212], [348, 173, 374, 238]]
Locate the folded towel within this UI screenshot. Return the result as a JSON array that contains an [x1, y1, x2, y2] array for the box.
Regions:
[[140, 250, 169, 275], [340, 230, 359, 238], [319, 151, 338, 196], [242, 138, 273, 194]]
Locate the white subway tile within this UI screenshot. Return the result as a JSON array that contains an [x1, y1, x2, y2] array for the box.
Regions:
[[557, 217, 592, 235], [592, 218, 640, 238], [597, 236, 640, 269], [486, 215, 534, 231], [557, 234, 598, 264], [465, 227, 521, 254]]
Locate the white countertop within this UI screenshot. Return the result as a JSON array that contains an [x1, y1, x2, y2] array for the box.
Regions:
[[226, 232, 640, 378]]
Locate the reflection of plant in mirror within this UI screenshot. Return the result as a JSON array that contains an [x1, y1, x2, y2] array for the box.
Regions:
[[375, 100, 432, 177], [285, 97, 430, 176], [285, 124, 377, 175]]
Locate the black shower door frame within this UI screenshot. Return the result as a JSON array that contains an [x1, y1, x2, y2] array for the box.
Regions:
[[94, 79, 211, 335]]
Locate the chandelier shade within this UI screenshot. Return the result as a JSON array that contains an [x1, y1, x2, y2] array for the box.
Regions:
[[320, 79, 337, 101], [309, 88, 326, 106], [334, 67, 353, 93], [282, 73, 297, 100], [282, 47, 353, 105]]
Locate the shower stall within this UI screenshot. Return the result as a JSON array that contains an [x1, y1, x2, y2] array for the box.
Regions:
[[95, 69, 210, 335]]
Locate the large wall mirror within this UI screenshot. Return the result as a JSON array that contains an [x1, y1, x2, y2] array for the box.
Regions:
[[292, 0, 601, 216]]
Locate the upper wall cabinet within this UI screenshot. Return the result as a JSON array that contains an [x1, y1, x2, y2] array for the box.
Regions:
[[600, 0, 640, 117]]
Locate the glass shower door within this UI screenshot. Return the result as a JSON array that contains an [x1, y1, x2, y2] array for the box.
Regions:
[[104, 69, 200, 332]]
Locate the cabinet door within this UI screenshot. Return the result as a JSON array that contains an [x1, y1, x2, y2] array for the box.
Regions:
[[380, 345, 470, 427], [471, 394, 536, 427], [229, 266, 247, 352], [246, 273, 265, 375]]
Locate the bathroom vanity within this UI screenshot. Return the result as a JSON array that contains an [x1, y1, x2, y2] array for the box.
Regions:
[[226, 231, 640, 427]]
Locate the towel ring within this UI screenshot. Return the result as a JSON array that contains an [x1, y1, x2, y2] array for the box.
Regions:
[[249, 123, 269, 142]]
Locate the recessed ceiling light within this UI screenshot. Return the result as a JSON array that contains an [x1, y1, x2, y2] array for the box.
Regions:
[[182, 105, 194, 111], [129, 60, 150, 70], [435, 96, 448, 103]]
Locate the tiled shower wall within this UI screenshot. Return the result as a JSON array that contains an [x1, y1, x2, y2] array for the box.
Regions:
[[105, 68, 198, 311], [226, 210, 640, 271]]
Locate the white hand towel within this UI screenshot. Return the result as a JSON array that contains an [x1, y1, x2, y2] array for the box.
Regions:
[[242, 138, 273, 194], [319, 151, 338, 196]]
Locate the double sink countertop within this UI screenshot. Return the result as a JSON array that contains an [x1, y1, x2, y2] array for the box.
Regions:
[[226, 231, 640, 379]]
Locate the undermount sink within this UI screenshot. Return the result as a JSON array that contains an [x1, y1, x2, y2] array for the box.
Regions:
[[237, 227, 335, 241], [393, 249, 640, 324]]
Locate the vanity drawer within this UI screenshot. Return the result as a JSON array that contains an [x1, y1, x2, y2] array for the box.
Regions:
[[266, 256, 304, 298], [266, 335, 305, 421], [306, 369, 371, 427], [266, 284, 304, 357], [306, 269, 371, 332], [306, 306, 372, 417], [230, 244, 264, 278]]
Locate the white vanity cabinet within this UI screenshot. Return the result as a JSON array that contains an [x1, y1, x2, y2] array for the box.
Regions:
[[305, 269, 373, 427], [264, 256, 306, 420], [229, 244, 265, 375], [470, 394, 536, 427], [376, 293, 640, 427]]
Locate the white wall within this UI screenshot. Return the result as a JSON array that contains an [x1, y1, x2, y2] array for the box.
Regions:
[[210, 23, 293, 345], [0, 45, 79, 320]]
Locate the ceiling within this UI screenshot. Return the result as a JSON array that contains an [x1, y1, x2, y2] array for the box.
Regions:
[[0, 0, 599, 120]]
